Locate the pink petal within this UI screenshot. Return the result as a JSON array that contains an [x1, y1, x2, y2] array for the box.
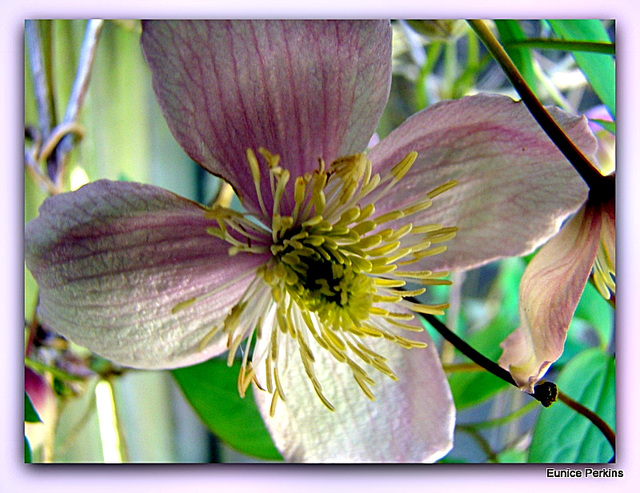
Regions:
[[25, 180, 269, 369], [252, 317, 454, 462], [368, 94, 595, 272], [498, 202, 602, 392], [25, 368, 57, 450], [141, 20, 392, 217]]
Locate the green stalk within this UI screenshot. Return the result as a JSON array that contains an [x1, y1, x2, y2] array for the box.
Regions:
[[504, 38, 615, 55]]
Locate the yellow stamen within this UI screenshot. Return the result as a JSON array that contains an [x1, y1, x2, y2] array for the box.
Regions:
[[208, 148, 457, 410]]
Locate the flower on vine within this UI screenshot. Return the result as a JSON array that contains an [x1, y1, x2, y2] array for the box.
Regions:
[[25, 20, 595, 462], [499, 107, 613, 393]]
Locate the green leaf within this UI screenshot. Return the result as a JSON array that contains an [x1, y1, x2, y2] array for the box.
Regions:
[[590, 118, 616, 134], [529, 348, 615, 462], [25, 436, 33, 463], [447, 313, 513, 409], [25, 392, 42, 423], [548, 20, 615, 117], [573, 281, 614, 349], [447, 258, 525, 409], [172, 357, 282, 461], [497, 448, 527, 463], [495, 20, 539, 97]]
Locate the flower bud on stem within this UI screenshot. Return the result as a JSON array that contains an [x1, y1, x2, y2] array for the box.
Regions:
[[419, 311, 615, 458]]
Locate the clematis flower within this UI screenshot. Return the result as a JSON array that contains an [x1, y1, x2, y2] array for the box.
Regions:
[[499, 107, 614, 393], [25, 20, 596, 462]]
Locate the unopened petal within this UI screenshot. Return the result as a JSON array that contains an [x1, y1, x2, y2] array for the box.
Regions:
[[141, 20, 392, 217], [25, 180, 269, 369], [252, 317, 454, 462], [368, 94, 595, 272], [498, 203, 602, 392]]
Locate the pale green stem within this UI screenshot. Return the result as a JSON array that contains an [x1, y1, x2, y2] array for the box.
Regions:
[[505, 39, 615, 55]]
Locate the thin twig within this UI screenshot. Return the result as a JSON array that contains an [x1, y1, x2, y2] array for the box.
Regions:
[[24, 148, 62, 195], [467, 20, 611, 193], [25, 20, 52, 139], [421, 312, 517, 387], [53, 19, 104, 181], [38, 121, 85, 162]]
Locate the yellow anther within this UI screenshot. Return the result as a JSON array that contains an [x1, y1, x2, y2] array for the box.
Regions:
[[352, 220, 376, 235], [171, 297, 196, 314], [401, 198, 432, 216], [426, 226, 458, 243], [367, 241, 401, 258], [391, 270, 437, 279], [374, 210, 404, 224], [412, 244, 448, 259], [411, 224, 443, 234], [390, 151, 418, 181], [426, 179, 458, 199], [386, 287, 426, 297], [359, 173, 381, 196], [359, 202, 376, 221], [355, 234, 382, 250], [401, 301, 449, 315], [258, 147, 281, 168], [247, 148, 261, 183], [273, 169, 290, 217], [385, 223, 413, 241], [373, 278, 406, 288], [302, 215, 324, 228], [335, 207, 362, 227]]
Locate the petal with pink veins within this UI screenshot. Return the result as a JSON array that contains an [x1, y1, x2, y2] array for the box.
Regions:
[[368, 94, 595, 272], [498, 202, 603, 392], [25, 180, 269, 369], [141, 20, 392, 217]]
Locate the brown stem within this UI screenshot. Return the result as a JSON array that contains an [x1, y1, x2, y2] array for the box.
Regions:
[[467, 19, 611, 193], [557, 391, 616, 454], [419, 312, 616, 457]]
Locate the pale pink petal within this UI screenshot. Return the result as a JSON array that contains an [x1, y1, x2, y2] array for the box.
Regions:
[[252, 316, 454, 462], [141, 20, 392, 217], [25, 368, 57, 449], [498, 202, 602, 392], [25, 180, 269, 369], [368, 94, 595, 271]]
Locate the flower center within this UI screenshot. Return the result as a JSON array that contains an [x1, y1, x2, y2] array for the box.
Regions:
[[176, 147, 458, 413]]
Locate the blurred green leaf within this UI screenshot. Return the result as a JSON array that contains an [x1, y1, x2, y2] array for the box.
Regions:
[[448, 258, 524, 409], [548, 20, 615, 117], [573, 281, 614, 349], [590, 118, 616, 135], [497, 448, 527, 463], [25, 391, 42, 423], [448, 313, 513, 409], [529, 348, 615, 462], [172, 358, 282, 461], [25, 436, 33, 463], [495, 20, 539, 96]]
